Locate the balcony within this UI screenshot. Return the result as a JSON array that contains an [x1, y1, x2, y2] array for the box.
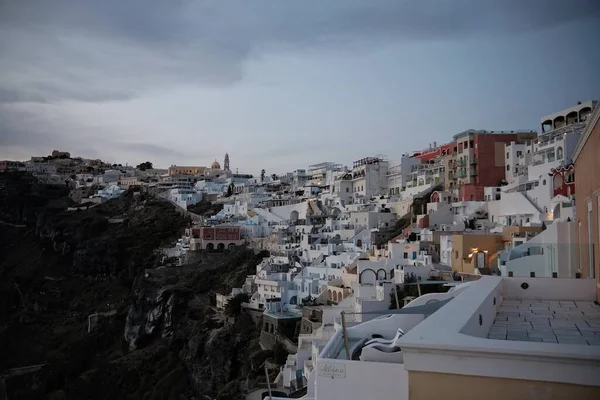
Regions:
[[456, 159, 467, 167], [458, 170, 467, 178], [448, 173, 457, 180], [470, 169, 477, 176], [470, 158, 477, 165]]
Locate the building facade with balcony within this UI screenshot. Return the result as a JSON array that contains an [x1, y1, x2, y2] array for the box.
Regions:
[[350, 156, 389, 200], [449, 129, 537, 201]]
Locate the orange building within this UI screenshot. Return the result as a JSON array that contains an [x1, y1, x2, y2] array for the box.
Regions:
[[573, 103, 600, 300]]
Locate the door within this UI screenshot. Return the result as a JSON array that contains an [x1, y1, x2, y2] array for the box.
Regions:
[[476, 251, 486, 269]]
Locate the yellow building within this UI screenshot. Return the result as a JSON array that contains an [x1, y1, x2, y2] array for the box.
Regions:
[[119, 176, 139, 189], [167, 165, 206, 176], [450, 233, 505, 273]]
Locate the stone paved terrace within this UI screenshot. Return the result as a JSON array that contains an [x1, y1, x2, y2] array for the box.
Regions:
[[489, 299, 600, 345]]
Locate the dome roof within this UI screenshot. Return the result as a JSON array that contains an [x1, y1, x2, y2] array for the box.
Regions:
[[211, 160, 221, 169]]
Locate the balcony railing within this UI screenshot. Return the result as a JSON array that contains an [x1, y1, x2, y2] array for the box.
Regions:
[[456, 159, 467, 167], [470, 158, 477, 165], [458, 171, 467, 178], [470, 169, 477, 176]]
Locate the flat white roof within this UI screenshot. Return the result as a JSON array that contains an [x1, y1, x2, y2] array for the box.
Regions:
[[399, 277, 600, 387]]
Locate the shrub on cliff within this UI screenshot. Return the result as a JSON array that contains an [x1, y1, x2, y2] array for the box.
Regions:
[[224, 292, 250, 317]]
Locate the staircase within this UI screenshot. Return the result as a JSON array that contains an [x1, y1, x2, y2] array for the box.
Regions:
[[520, 191, 544, 214]]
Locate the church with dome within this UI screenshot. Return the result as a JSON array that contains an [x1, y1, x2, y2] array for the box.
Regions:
[[204, 153, 232, 178]]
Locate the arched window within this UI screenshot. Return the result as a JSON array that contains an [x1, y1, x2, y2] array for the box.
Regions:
[[554, 174, 563, 189], [556, 146, 564, 160]]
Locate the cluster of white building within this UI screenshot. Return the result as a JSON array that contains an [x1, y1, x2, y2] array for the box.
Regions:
[[204, 100, 600, 399]]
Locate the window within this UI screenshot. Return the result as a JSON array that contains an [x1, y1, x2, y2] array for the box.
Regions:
[[506, 152, 510, 159], [517, 151, 522, 157], [346, 187, 349, 193], [542, 179, 546, 186], [403, 252, 408, 259], [557, 146, 564, 160], [506, 165, 510, 171]]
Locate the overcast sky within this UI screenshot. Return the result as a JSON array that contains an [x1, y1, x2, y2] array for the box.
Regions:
[[1, 1, 599, 174]]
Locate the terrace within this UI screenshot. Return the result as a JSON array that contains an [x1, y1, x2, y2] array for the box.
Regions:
[[489, 299, 600, 345], [306, 277, 600, 400], [400, 276, 600, 399]]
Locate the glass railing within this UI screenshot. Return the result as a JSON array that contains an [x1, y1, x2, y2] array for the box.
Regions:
[[503, 243, 595, 278]]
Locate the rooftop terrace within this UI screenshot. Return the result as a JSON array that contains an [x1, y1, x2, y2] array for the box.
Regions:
[[489, 299, 600, 345]]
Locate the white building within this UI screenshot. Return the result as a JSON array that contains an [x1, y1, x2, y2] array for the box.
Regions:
[[25, 162, 57, 176], [307, 162, 344, 187], [96, 185, 124, 200], [169, 188, 202, 209], [490, 101, 597, 227], [350, 156, 389, 200]]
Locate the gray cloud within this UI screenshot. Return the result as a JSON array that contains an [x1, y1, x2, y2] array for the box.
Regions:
[[117, 142, 199, 159], [1, 0, 598, 104], [0, 0, 598, 165]]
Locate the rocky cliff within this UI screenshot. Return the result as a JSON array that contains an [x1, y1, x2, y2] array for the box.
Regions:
[[0, 172, 271, 399]]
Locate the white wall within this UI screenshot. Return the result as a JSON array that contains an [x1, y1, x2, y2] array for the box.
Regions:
[[487, 191, 539, 225], [428, 203, 454, 228], [314, 359, 408, 400], [269, 202, 308, 221]]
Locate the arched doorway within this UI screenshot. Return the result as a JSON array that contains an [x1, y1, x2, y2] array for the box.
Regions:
[[290, 210, 299, 222], [207, 243, 214, 251], [358, 268, 376, 284], [217, 243, 225, 251]]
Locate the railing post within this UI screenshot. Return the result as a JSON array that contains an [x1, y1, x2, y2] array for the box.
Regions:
[[341, 311, 351, 361]]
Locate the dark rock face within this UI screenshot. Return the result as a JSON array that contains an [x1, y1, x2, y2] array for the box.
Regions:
[[0, 172, 272, 399], [124, 275, 184, 350]]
